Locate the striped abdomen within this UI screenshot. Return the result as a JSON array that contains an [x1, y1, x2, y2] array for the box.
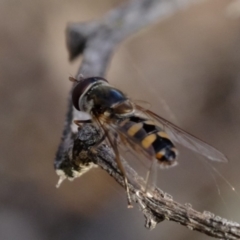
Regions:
[[119, 116, 178, 166]]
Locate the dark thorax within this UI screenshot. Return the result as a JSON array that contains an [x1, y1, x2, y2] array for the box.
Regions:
[[86, 84, 135, 121]]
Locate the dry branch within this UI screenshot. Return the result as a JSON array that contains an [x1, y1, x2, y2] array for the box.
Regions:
[[55, 0, 240, 239]]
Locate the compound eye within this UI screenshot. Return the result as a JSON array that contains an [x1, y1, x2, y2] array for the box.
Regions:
[[72, 82, 83, 111], [71, 77, 108, 111]]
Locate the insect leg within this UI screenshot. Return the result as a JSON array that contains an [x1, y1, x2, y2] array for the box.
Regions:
[[113, 134, 133, 207], [112, 134, 133, 208], [74, 119, 93, 127], [144, 158, 158, 193], [95, 118, 133, 208], [90, 134, 106, 151]]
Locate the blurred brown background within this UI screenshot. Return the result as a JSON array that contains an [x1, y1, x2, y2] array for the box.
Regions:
[[1, 0, 240, 239]]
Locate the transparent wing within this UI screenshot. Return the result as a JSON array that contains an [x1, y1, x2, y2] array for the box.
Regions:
[[132, 99, 151, 111], [106, 122, 159, 192], [135, 105, 228, 163], [94, 116, 157, 193], [109, 123, 155, 168]]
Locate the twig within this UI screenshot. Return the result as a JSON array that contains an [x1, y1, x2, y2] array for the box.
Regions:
[[55, 0, 240, 239]]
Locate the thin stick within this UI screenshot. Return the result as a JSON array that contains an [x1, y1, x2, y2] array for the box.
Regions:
[[55, 0, 240, 238]]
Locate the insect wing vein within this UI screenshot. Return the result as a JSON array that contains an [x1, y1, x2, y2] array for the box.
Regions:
[[135, 105, 228, 163]]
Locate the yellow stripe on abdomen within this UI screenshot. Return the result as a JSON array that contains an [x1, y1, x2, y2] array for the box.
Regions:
[[141, 134, 157, 149], [143, 120, 155, 125], [127, 123, 143, 136], [157, 131, 169, 139]]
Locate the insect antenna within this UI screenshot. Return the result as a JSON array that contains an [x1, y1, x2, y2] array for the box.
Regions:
[[69, 73, 85, 83], [69, 76, 78, 82]]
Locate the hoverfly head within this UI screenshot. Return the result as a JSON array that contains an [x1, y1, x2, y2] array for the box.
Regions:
[[71, 76, 108, 112]]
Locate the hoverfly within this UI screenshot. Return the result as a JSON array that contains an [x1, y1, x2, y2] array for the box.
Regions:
[[56, 75, 228, 207]]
